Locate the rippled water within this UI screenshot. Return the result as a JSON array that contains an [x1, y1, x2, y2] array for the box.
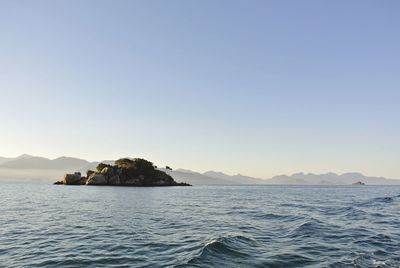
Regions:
[[1, 183, 400, 267]]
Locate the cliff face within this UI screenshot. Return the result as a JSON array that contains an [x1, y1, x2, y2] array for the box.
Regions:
[[54, 158, 190, 186]]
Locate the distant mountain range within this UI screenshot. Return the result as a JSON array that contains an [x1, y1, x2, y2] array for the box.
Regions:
[[0, 154, 96, 170], [267, 172, 400, 185], [158, 169, 266, 185], [0, 154, 398, 185], [0, 155, 98, 181]]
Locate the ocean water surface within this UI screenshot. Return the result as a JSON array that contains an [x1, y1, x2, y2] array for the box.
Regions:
[[1, 183, 400, 267]]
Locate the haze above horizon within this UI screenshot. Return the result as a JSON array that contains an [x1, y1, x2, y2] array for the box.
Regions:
[[0, 1, 399, 178]]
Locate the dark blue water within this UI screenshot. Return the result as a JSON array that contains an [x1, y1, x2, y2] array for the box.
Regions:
[[1, 183, 400, 267]]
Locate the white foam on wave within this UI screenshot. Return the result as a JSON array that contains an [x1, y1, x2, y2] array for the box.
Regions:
[[373, 259, 387, 266]]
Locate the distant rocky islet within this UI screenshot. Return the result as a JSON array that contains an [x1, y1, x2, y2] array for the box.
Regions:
[[54, 158, 190, 187]]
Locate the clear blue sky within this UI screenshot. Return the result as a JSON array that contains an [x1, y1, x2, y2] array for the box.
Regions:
[[0, 0, 399, 178]]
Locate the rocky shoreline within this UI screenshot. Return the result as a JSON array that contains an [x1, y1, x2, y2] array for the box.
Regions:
[[54, 158, 190, 187]]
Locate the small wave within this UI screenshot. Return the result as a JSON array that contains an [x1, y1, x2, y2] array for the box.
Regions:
[[286, 218, 345, 241], [373, 259, 389, 267], [184, 234, 260, 267], [292, 218, 327, 233], [293, 220, 324, 236], [330, 205, 364, 215], [197, 235, 256, 257], [257, 253, 315, 267], [354, 233, 396, 252], [358, 195, 398, 208], [250, 212, 304, 222], [371, 233, 392, 242], [353, 253, 395, 268], [280, 203, 311, 209], [374, 197, 394, 203], [329, 206, 368, 220]]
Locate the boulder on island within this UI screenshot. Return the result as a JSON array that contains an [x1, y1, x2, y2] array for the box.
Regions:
[[55, 157, 191, 187], [53, 172, 86, 185], [86, 173, 107, 185]]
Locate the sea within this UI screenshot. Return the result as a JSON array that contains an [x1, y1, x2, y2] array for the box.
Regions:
[[1, 183, 400, 267]]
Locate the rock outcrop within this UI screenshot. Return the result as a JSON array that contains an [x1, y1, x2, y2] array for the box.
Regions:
[[108, 175, 121, 185], [59, 172, 86, 185], [54, 157, 190, 187], [86, 173, 107, 185]]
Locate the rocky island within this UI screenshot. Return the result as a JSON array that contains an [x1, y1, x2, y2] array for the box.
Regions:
[[54, 158, 190, 186]]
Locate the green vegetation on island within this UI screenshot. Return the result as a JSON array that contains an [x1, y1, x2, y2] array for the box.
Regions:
[[54, 158, 190, 186]]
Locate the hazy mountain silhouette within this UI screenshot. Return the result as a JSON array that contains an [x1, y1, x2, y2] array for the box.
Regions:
[[0, 154, 34, 164], [0, 154, 398, 185], [203, 171, 264, 184], [268, 172, 400, 185], [0, 157, 13, 165], [1, 155, 96, 170], [163, 169, 235, 185], [0, 155, 98, 181]]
